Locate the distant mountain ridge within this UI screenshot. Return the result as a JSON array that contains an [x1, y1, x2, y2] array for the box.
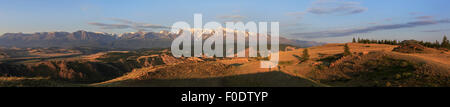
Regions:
[[0, 30, 175, 49], [0, 30, 323, 49]]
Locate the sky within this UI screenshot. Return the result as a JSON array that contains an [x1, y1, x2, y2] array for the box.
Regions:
[[0, 0, 449, 43]]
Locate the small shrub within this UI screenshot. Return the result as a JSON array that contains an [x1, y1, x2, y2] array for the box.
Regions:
[[344, 44, 351, 56]]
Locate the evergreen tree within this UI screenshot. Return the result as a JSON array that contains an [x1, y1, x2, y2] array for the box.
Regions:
[[344, 44, 351, 56], [435, 40, 440, 48], [442, 35, 449, 49], [301, 48, 310, 62], [352, 37, 356, 43]]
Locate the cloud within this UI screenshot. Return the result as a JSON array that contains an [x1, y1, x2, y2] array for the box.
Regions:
[[415, 16, 434, 20], [216, 15, 247, 23], [286, 12, 306, 19], [88, 22, 131, 29], [409, 12, 422, 16], [368, 22, 378, 25], [89, 18, 169, 31], [109, 18, 135, 24], [384, 18, 393, 21], [134, 24, 169, 29], [422, 29, 450, 32], [217, 15, 246, 20], [291, 19, 450, 38], [307, 0, 367, 15]]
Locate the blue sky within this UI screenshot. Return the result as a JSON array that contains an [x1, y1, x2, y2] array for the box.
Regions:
[[0, 0, 449, 43]]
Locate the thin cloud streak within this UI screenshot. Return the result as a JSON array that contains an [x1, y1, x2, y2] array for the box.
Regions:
[[307, 0, 367, 15], [292, 19, 450, 38], [88, 22, 131, 29], [89, 18, 170, 32], [286, 12, 306, 19], [422, 29, 450, 32], [415, 16, 434, 20], [217, 15, 246, 20]]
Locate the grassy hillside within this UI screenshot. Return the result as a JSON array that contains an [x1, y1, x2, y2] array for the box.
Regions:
[[308, 51, 450, 87], [95, 71, 320, 87]]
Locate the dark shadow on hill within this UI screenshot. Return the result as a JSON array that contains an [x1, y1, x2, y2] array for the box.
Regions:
[[312, 52, 450, 87], [317, 53, 343, 66], [102, 71, 321, 87]]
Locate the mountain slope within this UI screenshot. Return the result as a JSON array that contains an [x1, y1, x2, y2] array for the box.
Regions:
[[0, 30, 322, 49]]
